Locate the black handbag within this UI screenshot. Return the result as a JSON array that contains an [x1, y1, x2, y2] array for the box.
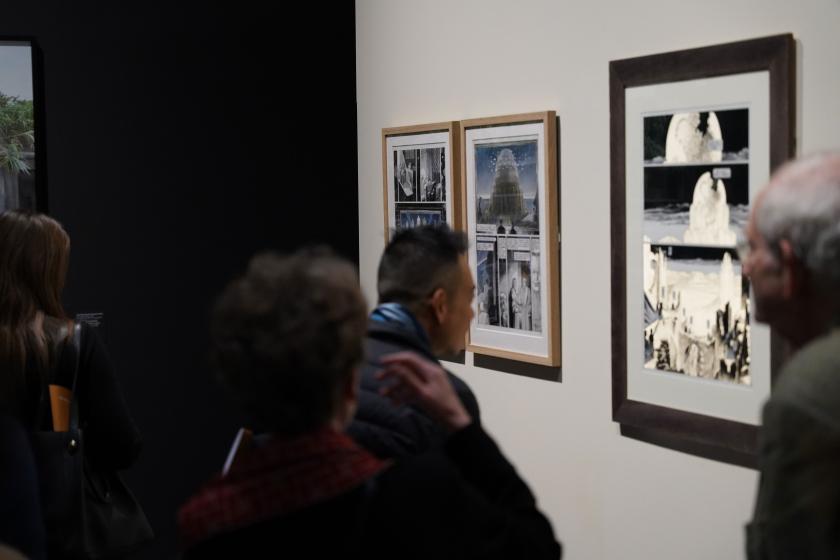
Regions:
[[30, 323, 153, 559]]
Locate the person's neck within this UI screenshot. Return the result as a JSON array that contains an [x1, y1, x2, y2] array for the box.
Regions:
[[414, 311, 443, 356]]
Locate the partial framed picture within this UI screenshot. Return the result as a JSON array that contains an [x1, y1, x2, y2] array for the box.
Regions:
[[0, 39, 43, 212], [610, 34, 795, 464], [382, 122, 460, 240], [462, 112, 560, 366]]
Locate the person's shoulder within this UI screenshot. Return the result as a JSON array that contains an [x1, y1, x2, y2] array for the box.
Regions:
[[444, 368, 471, 392], [438, 362, 473, 392], [776, 330, 840, 393], [74, 320, 105, 350], [769, 329, 840, 427], [365, 321, 432, 359], [441, 367, 481, 419]]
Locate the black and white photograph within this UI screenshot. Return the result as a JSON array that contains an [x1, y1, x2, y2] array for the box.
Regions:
[[644, 108, 749, 164], [0, 41, 37, 212], [392, 146, 448, 230], [643, 107, 749, 248], [383, 125, 455, 239], [644, 164, 749, 247], [394, 148, 419, 202], [476, 240, 498, 326], [474, 234, 542, 334], [643, 242, 750, 385], [419, 147, 446, 202], [641, 106, 751, 383], [394, 147, 447, 204]]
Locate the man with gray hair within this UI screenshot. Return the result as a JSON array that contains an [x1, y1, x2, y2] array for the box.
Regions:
[[744, 152, 840, 559]]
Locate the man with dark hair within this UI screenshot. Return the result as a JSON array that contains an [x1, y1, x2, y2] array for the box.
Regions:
[[348, 224, 481, 458], [178, 248, 562, 559], [744, 152, 840, 559]]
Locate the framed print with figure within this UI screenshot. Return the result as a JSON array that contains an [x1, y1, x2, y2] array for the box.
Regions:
[[610, 34, 795, 465], [462, 111, 560, 367], [382, 122, 460, 240]]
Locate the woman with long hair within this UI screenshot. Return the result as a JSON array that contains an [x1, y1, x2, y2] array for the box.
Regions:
[[0, 209, 141, 475]]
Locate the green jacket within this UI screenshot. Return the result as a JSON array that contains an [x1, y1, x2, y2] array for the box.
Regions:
[[747, 328, 840, 559]]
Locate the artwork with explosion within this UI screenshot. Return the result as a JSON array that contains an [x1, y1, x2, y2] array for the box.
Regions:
[[642, 108, 751, 385], [462, 112, 560, 366]]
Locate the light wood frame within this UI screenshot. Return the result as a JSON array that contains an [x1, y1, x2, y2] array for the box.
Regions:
[[461, 111, 560, 366]]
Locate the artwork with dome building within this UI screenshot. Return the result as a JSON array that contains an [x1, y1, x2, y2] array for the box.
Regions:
[[471, 139, 542, 334], [641, 107, 751, 385]]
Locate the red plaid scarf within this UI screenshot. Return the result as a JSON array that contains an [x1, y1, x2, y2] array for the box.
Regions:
[[178, 428, 387, 548]]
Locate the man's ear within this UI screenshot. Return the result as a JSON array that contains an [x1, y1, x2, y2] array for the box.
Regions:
[[778, 238, 808, 299], [429, 287, 448, 324]]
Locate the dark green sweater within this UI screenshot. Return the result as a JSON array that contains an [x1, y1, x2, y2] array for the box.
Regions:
[[748, 328, 840, 560]]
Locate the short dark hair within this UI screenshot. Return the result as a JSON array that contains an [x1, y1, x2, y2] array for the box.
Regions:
[[210, 248, 367, 435], [377, 225, 468, 311]]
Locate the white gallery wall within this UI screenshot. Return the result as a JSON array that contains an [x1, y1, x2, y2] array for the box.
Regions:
[[355, 1, 840, 558]]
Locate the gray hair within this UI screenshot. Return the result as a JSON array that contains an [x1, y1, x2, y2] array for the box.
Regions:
[[756, 152, 840, 298]]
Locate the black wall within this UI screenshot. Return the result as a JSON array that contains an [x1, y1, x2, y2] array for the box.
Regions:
[[2, 3, 358, 557]]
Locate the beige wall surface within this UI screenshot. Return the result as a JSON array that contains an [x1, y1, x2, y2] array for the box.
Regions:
[[356, 1, 840, 558]]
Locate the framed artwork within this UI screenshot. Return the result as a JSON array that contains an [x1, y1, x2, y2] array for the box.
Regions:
[[0, 39, 43, 212], [610, 34, 795, 463], [462, 112, 560, 366], [382, 122, 460, 240]]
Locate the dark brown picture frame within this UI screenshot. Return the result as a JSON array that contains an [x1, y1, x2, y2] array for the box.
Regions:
[[610, 34, 795, 467]]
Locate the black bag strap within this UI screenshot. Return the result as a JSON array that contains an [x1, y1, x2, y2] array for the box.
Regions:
[[35, 322, 82, 431], [68, 322, 81, 432]]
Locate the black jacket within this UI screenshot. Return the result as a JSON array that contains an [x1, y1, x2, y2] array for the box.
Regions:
[[22, 323, 142, 471], [183, 423, 562, 560], [348, 320, 480, 459], [747, 328, 840, 559]]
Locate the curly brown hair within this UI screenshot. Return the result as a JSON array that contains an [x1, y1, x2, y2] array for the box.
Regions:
[[210, 248, 367, 435]]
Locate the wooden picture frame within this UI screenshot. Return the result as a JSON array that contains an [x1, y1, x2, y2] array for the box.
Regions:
[[461, 111, 560, 366], [382, 122, 460, 241], [610, 34, 795, 465]]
